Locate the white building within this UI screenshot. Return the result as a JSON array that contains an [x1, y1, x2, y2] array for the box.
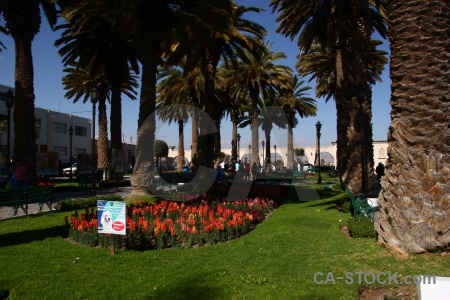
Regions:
[[0, 84, 135, 170]]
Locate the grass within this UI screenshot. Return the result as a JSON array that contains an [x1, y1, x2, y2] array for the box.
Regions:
[[1, 185, 449, 299]]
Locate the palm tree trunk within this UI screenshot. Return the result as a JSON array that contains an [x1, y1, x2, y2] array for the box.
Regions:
[[97, 97, 110, 179], [250, 89, 259, 167], [12, 35, 37, 177], [214, 116, 221, 168], [130, 54, 157, 197], [190, 104, 199, 170], [287, 122, 294, 170], [177, 120, 185, 172], [3, 0, 41, 178], [265, 134, 271, 165], [109, 84, 123, 179], [231, 115, 238, 162], [375, 0, 450, 254]]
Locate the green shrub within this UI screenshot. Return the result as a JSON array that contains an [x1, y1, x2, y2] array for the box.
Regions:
[[341, 201, 351, 213], [55, 195, 124, 212], [347, 216, 375, 238], [336, 197, 351, 213]]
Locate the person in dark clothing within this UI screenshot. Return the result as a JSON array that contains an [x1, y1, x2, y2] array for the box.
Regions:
[[375, 162, 385, 181], [251, 162, 258, 180]]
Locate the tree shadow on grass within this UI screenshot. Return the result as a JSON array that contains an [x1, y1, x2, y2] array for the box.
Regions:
[[0, 224, 67, 248], [145, 272, 223, 300], [278, 185, 342, 205]]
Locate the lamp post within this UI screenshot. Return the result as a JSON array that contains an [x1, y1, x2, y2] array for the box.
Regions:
[[237, 133, 241, 161], [248, 144, 251, 163], [69, 126, 74, 180], [357, 85, 366, 195], [274, 144, 277, 171], [261, 140, 265, 164], [5, 89, 14, 179], [90, 88, 98, 195], [315, 121, 322, 184]]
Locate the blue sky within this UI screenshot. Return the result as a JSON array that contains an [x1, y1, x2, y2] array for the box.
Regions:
[[0, 1, 392, 149]]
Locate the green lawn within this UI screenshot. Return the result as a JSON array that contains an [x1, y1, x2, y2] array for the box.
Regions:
[[1, 186, 449, 299]]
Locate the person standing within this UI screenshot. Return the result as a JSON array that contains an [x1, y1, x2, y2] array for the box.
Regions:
[[251, 162, 258, 181], [375, 162, 385, 181]]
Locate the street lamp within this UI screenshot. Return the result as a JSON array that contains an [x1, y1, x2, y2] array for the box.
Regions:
[[261, 140, 265, 164], [5, 89, 14, 179], [90, 88, 99, 195], [69, 126, 74, 180], [274, 144, 277, 171], [248, 144, 251, 162], [357, 85, 366, 195], [315, 121, 322, 184], [237, 133, 241, 161]]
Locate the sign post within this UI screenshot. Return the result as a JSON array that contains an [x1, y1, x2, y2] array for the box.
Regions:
[[97, 200, 126, 255]]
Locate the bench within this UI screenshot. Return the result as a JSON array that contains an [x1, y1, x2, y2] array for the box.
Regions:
[[0, 185, 54, 217], [343, 184, 375, 222], [293, 170, 307, 179]]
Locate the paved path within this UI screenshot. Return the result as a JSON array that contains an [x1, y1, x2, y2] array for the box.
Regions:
[[0, 186, 133, 220]]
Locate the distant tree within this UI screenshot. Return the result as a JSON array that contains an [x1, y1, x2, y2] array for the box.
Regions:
[[294, 148, 305, 163], [154, 140, 169, 159]]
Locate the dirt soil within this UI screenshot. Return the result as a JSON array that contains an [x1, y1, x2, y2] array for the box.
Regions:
[[358, 285, 417, 300]]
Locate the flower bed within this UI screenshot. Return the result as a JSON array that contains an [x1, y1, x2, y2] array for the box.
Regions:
[[66, 196, 276, 250]]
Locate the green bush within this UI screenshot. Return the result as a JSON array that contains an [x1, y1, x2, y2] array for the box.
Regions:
[[336, 197, 351, 213], [55, 195, 124, 212], [341, 201, 351, 213], [347, 216, 375, 238]]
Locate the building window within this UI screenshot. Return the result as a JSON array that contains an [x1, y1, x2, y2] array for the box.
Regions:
[[75, 126, 87, 137], [53, 122, 67, 134], [75, 148, 86, 154], [53, 146, 67, 157], [36, 118, 41, 138]]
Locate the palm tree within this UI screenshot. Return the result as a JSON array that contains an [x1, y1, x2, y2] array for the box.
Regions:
[[156, 61, 203, 171], [279, 75, 317, 170], [270, 0, 387, 193], [225, 43, 292, 167], [216, 65, 249, 163], [62, 65, 110, 173], [172, 4, 266, 170], [128, 0, 236, 195], [297, 40, 387, 193], [1, 0, 59, 175], [56, 1, 139, 176], [375, 0, 450, 254], [0, 10, 7, 52]]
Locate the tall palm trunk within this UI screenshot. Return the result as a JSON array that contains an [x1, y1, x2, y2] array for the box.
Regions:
[[130, 53, 157, 197], [177, 120, 185, 172], [97, 97, 110, 178], [264, 131, 271, 165], [189, 103, 199, 170], [375, 0, 450, 254], [198, 47, 219, 170], [231, 114, 238, 162], [3, 0, 41, 177], [363, 91, 375, 195], [214, 116, 221, 168], [109, 83, 123, 179], [250, 88, 259, 167], [287, 121, 294, 170]]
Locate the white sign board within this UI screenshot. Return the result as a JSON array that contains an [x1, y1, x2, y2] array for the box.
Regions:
[[417, 276, 450, 300], [97, 200, 126, 235]]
